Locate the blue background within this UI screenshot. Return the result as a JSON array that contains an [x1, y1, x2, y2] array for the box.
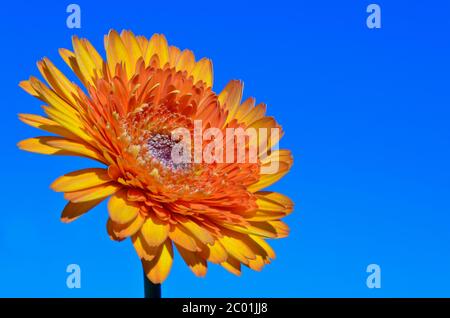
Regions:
[[1, 0, 449, 297]]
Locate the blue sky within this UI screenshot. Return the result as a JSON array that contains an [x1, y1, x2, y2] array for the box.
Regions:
[[1, 0, 450, 297]]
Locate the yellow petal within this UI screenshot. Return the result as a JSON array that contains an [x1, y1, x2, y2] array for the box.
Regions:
[[59, 48, 90, 85], [120, 30, 143, 74], [18, 137, 72, 155], [168, 46, 181, 65], [191, 58, 213, 87], [256, 191, 293, 211], [246, 255, 264, 271], [19, 79, 38, 97], [105, 30, 130, 77], [219, 80, 243, 124], [82, 39, 104, 72], [175, 244, 207, 277], [18, 113, 78, 140], [248, 150, 293, 192], [250, 235, 275, 259], [108, 189, 141, 224], [37, 58, 79, 105], [234, 97, 255, 123], [198, 240, 228, 264], [221, 256, 241, 276], [107, 214, 145, 240], [221, 223, 277, 238], [136, 36, 149, 53], [218, 230, 256, 264], [132, 233, 159, 261], [143, 240, 174, 284], [168, 224, 200, 252], [140, 214, 169, 247], [45, 138, 103, 161], [176, 49, 195, 73], [72, 36, 98, 85], [51, 168, 110, 192], [246, 191, 293, 221], [61, 198, 104, 223], [28, 77, 79, 121], [145, 34, 169, 67], [65, 182, 120, 203], [179, 219, 215, 245], [237, 221, 290, 239]]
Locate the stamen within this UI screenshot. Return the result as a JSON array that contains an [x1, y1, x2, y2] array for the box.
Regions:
[[147, 133, 191, 172]]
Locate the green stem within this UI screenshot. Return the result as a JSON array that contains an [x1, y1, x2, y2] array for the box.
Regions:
[[143, 270, 161, 298]]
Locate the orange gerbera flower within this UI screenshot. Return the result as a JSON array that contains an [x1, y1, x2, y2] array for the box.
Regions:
[[18, 30, 293, 284]]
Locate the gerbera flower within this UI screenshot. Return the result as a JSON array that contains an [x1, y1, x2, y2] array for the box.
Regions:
[[18, 30, 293, 284]]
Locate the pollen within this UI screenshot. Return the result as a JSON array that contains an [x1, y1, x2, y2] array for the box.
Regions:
[[147, 133, 191, 172]]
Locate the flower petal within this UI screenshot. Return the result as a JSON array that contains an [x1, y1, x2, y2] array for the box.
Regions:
[[140, 214, 169, 247], [175, 244, 207, 277], [219, 80, 243, 124], [65, 182, 120, 203], [191, 58, 213, 87], [142, 240, 174, 284], [107, 214, 145, 240], [198, 240, 228, 264], [218, 230, 256, 264], [168, 224, 200, 252], [108, 189, 141, 224], [221, 256, 241, 276], [105, 29, 131, 77], [145, 34, 169, 67], [132, 233, 159, 261], [18, 113, 79, 140], [179, 219, 215, 245], [51, 168, 111, 192], [61, 198, 104, 223]]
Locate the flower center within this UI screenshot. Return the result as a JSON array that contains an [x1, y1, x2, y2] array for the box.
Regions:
[[147, 133, 190, 171]]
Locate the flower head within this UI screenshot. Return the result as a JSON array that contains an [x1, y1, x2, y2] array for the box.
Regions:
[[18, 30, 293, 283]]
